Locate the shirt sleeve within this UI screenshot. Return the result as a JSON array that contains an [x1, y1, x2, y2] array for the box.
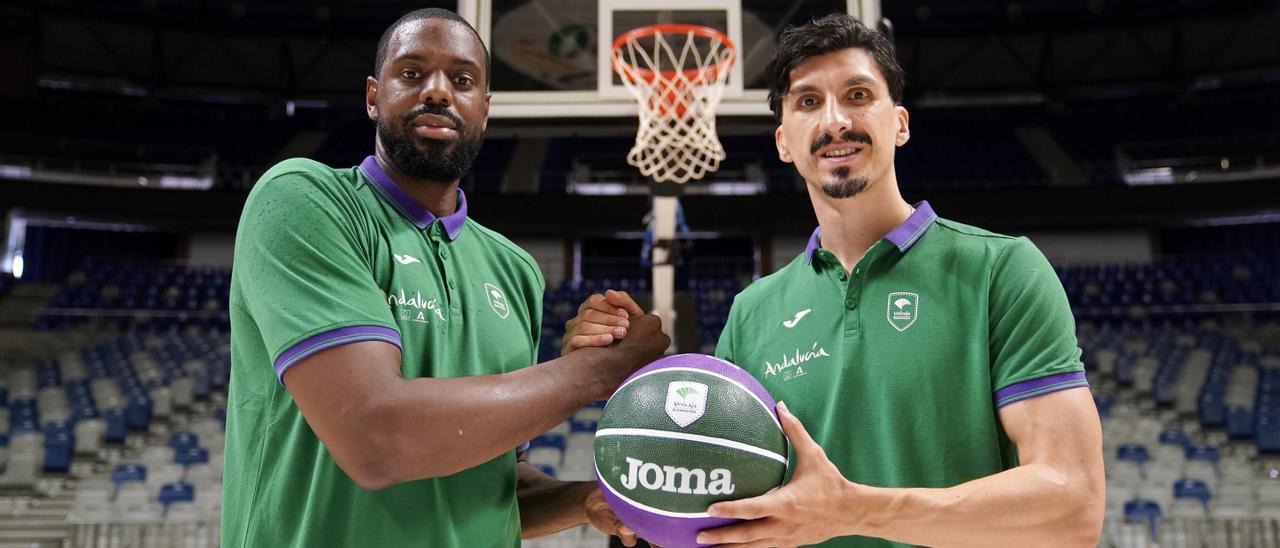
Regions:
[[529, 269, 545, 365], [234, 167, 401, 385], [988, 237, 1089, 408]]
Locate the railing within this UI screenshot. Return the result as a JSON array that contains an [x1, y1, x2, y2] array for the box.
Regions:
[[1074, 302, 1280, 320], [68, 518, 219, 548], [61, 516, 1280, 548], [1103, 517, 1280, 547]]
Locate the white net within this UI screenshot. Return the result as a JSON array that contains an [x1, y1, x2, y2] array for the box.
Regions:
[[611, 26, 736, 184]]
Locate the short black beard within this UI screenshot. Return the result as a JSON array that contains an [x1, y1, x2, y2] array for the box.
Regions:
[[811, 130, 872, 199], [819, 168, 870, 199], [378, 105, 483, 184]]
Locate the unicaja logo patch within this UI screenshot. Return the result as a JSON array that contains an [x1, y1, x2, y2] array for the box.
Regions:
[[485, 283, 510, 319], [887, 292, 919, 332], [664, 381, 707, 427]]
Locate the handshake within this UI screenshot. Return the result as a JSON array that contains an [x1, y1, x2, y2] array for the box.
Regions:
[[561, 289, 671, 400]]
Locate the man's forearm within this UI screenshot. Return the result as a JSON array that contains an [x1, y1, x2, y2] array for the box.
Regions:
[[516, 463, 592, 539], [344, 348, 621, 488], [848, 462, 1104, 547]]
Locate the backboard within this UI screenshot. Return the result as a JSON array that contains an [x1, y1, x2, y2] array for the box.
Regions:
[[462, 0, 877, 118]]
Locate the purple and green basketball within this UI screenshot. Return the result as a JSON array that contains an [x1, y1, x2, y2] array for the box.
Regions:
[[594, 354, 788, 548]]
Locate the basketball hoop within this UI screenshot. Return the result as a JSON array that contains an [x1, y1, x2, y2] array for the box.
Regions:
[[610, 24, 736, 184]]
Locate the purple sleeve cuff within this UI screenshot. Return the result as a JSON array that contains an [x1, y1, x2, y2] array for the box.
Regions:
[[994, 371, 1089, 408], [274, 325, 402, 385]]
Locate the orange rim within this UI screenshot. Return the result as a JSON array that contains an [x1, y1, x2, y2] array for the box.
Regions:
[[610, 23, 736, 86]]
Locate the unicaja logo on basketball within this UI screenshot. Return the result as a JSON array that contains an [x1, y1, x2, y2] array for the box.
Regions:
[[664, 381, 707, 427], [619, 457, 735, 496]]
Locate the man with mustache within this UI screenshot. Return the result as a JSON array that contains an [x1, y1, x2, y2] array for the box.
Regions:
[[566, 13, 1105, 547], [222, 8, 668, 547]]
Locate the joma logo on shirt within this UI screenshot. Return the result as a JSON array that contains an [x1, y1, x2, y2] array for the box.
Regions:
[[763, 342, 830, 380], [619, 457, 734, 495], [388, 288, 446, 323]]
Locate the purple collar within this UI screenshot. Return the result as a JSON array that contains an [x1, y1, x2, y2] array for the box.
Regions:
[[358, 155, 467, 240], [804, 201, 937, 264]]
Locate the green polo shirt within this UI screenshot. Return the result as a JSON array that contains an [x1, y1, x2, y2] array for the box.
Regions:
[[716, 202, 1088, 548], [224, 156, 543, 548]]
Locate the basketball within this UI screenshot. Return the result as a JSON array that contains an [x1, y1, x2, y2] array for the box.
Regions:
[[594, 354, 788, 548]]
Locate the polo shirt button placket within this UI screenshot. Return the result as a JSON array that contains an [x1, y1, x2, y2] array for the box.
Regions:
[[441, 249, 456, 311], [845, 297, 857, 309]]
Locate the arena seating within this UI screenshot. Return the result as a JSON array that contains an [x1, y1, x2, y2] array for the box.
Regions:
[[3, 254, 1278, 547], [1059, 256, 1280, 310], [1, 321, 228, 547], [46, 262, 230, 311], [1086, 314, 1280, 546]]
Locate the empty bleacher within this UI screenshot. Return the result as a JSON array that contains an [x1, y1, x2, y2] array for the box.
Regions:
[[1, 250, 1277, 547]]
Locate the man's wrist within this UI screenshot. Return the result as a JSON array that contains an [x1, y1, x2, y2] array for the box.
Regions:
[[571, 480, 598, 519], [842, 481, 893, 539]]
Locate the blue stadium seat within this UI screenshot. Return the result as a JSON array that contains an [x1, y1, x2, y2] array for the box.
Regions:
[[529, 434, 567, 451], [112, 463, 147, 486], [175, 447, 210, 467], [168, 432, 200, 452], [1198, 392, 1226, 428], [124, 394, 153, 430], [1123, 499, 1162, 522], [1158, 431, 1190, 448], [11, 418, 38, 434], [43, 431, 74, 472], [158, 482, 195, 512], [1185, 444, 1220, 464], [569, 419, 598, 433], [1174, 479, 1212, 504], [1257, 416, 1280, 454], [103, 409, 128, 443], [1117, 444, 1150, 464], [1094, 394, 1115, 419], [1226, 405, 1255, 439]]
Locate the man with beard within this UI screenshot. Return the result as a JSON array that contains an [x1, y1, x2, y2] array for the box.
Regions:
[[564, 13, 1105, 547], [222, 8, 668, 548]]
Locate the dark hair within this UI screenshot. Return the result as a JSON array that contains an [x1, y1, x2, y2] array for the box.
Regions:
[[765, 13, 904, 122], [374, 8, 491, 89]]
